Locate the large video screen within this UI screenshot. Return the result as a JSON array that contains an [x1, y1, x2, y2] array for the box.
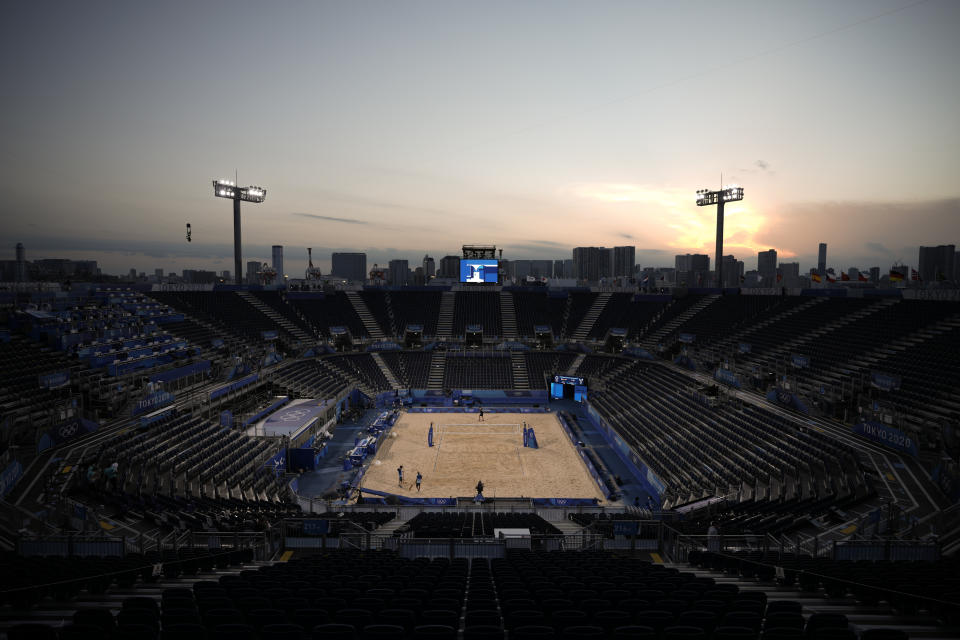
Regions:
[[551, 374, 587, 402], [460, 259, 499, 283]]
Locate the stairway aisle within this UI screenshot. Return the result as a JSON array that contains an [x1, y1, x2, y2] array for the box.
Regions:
[[500, 291, 519, 341], [511, 352, 529, 390], [371, 352, 400, 389], [428, 351, 446, 389], [236, 291, 312, 342], [572, 292, 611, 341], [436, 291, 456, 340], [344, 291, 386, 340]]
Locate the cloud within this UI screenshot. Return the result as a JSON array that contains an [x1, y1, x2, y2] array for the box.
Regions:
[[567, 183, 689, 207], [755, 159, 770, 171], [864, 241, 893, 257], [617, 232, 635, 240], [314, 189, 454, 218], [292, 213, 368, 225]]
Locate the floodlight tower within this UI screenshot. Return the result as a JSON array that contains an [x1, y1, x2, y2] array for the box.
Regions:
[[696, 184, 744, 288], [212, 179, 267, 285]]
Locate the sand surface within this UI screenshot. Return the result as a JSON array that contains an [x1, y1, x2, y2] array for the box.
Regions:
[[359, 411, 606, 502]]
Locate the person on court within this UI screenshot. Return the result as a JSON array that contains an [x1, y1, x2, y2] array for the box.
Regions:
[[416, 471, 422, 492], [397, 465, 404, 487], [478, 407, 484, 422]]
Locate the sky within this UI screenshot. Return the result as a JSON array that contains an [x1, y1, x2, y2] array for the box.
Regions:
[[1, 0, 958, 278]]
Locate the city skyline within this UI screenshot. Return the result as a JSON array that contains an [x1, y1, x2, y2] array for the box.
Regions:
[[1, 1, 958, 277]]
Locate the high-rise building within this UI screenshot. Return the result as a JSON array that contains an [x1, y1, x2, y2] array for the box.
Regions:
[[388, 259, 409, 286], [423, 255, 435, 279], [818, 243, 827, 276], [154, 268, 164, 281], [612, 246, 635, 278], [674, 253, 710, 286], [758, 249, 777, 284], [779, 262, 800, 288], [220, 270, 231, 281], [128, 268, 137, 281], [918, 245, 955, 283], [439, 255, 460, 279], [331, 253, 367, 282], [14, 242, 27, 282], [553, 260, 566, 278], [271, 245, 284, 279], [573, 247, 613, 282], [870, 267, 880, 284], [719, 255, 742, 288], [509, 259, 552, 280], [247, 260, 260, 285]]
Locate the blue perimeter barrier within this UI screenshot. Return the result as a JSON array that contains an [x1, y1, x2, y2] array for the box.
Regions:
[[556, 413, 611, 499]]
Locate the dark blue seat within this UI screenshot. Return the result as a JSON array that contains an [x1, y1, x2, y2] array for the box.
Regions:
[[559, 625, 605, 639], [376, 608, 416, 633], [160, 623, 208, 640], [72, 609, 115, 634], [714, 626, 759, 640], [212, 623, 258, 640], [293, 609, 330, 629], [663, 625, 707, 640], [412, 625, 457, 640], [114, 623, 159, 640], [261, 623, 307, 640], [420, 609, 459, 628], [361, 624, 405, 639], [765, 613, 804, 631], [611, 626, 658, 639], [465, 610, 501, 628], [162, 609, 203, 628], [512, 626, 556, 640], [805, 614, 848, 638], [8, 624, 58, 640], [762, 629, 804, 640], [463, 625, 505, 640], [507, 610, 546, 630], [311, 622, 357, 639], [593, 610, 632, 632], [551, 609, 588, 631]]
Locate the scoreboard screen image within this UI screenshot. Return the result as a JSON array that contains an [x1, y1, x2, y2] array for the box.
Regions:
[[460, 259, 499, 283], [551, 374, 587, 402]]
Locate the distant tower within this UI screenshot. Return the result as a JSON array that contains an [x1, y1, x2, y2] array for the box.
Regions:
[[15, 242, 26, 283], [272, 245, 284, 280], [818, 243, 827, 277], [423, 255, 435, 279]]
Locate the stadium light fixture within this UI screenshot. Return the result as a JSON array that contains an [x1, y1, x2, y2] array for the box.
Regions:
[[696, 184, 744, 288], [212, 178, 267, 285]]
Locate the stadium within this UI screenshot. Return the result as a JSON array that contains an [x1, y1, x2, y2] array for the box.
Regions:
[[1, 265, 959, 639], [2, 2, 959, 639]]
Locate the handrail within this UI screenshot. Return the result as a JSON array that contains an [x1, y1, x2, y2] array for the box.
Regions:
[[0, 546, 250, 595], [688, 547, 956, 609]]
